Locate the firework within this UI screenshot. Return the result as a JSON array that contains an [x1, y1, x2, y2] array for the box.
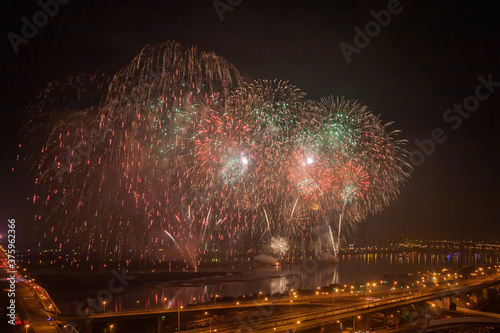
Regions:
[[311, 97, 409, 254], [28, 41, 242, 262], [269, 236, 289, 256], [26, 41, 409, 262]]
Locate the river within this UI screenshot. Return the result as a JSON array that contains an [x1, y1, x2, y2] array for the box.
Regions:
[[42, 250, 499, 315]]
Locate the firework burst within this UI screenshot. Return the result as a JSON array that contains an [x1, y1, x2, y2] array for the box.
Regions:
[[26, 42, 409, 262]]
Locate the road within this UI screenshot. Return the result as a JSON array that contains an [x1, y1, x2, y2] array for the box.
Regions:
[[180, 273, 500, 332], [60, 271, 498, 332], [2, 245, 498, 333], [0, 246, 60, 333]]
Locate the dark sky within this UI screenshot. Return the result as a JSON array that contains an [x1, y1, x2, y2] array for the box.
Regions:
[[1, 0, 499, 246]]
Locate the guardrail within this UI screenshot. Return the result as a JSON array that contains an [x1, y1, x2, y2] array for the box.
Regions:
[[243, 276, 500, 331], [64, 274, 499, 325]]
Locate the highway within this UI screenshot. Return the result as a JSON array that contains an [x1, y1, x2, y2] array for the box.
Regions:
[[0, 247, 61, 333], [3, 244, 499, 333], [178, 273, 500, 332], [62, 271, 500, 332]]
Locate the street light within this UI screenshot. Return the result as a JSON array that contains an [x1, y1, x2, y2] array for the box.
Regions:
[[178, 306, 183, 331], [353, 316, 361, 330], [25, 324, 29, 333], [103, 300, 107, 313], [163, 297, 167, 309], [109, 324, 114, 333], [332, 288, 336, 308]]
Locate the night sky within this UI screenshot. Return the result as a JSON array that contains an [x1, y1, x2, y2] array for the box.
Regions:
[[1, 0, 499, 247]]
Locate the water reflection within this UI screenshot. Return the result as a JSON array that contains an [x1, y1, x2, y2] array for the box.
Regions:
[[62, 251, 499, 314]]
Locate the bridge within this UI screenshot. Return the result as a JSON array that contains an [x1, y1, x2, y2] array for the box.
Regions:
[[3, 241, 498, 333], [57, 271, 500, 332]]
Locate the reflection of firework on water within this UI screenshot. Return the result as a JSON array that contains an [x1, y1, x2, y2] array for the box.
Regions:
[[270, 236, 289, 256], [26, 41, 409, 262]]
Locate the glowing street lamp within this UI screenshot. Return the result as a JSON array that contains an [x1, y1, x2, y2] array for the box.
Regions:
[[178, 306, 183, 331], [103, 300, 107, 313], [25, 324, 30, 333], [353, 316, 361, 330]]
